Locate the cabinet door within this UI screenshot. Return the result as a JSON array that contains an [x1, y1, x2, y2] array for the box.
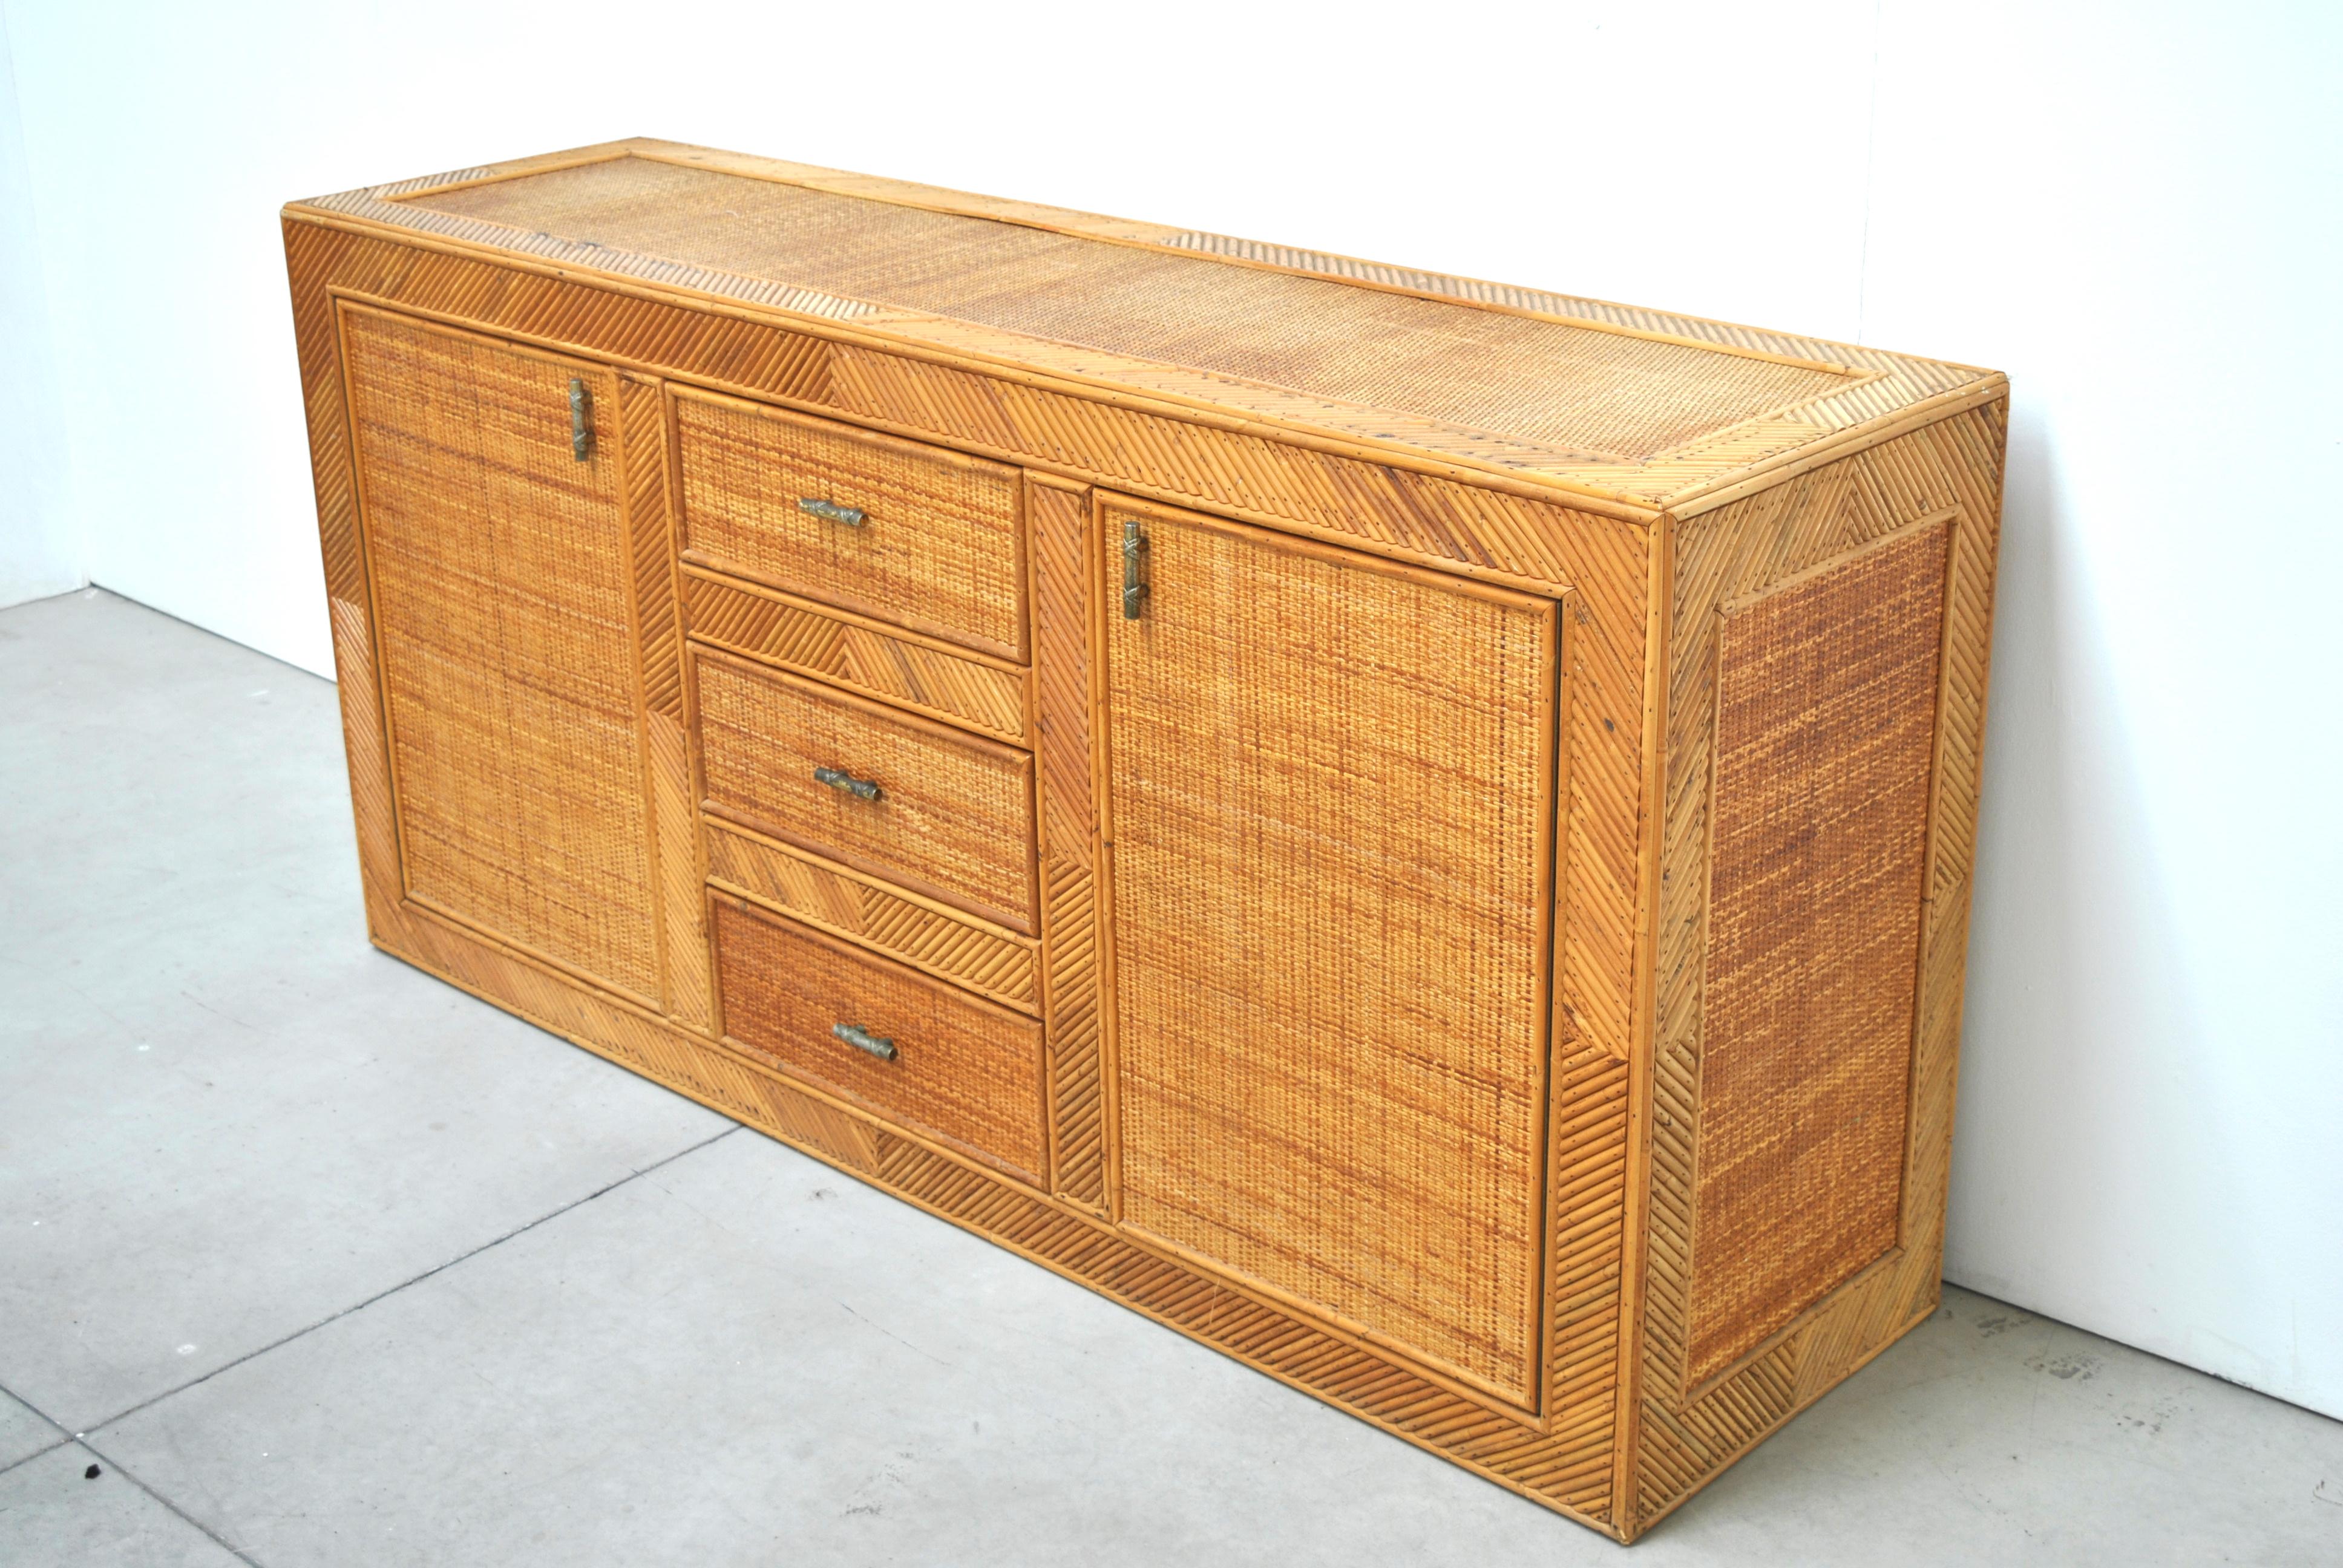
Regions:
[[341, 305, 662, 1007], [1101, 500, 1560, 1408]]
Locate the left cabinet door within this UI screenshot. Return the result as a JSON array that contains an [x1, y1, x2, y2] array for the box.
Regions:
[[341, 304, 670, 1010]]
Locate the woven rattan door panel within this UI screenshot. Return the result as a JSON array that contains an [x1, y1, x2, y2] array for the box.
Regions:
[[339, 304, 661, 1004], [675, 388, 1026, 660], [692, 648, 1037, 931], [291, 143, 2010, 1541], [1102, 498, 1559, 1408]]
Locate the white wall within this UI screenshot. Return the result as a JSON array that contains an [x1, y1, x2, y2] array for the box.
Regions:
[[3, 1, 2336, 1417], [0, 11, 75, 607]]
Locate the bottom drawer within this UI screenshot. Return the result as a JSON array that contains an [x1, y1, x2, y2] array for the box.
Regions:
[[712, 895, 1047, 1183]]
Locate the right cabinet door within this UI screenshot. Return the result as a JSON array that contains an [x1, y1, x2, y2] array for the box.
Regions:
[[1101, 498, 1561, 1410]]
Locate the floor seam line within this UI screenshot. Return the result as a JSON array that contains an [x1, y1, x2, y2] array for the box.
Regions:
[[73, 1125, 742, 1438], [0, 1376, 78, 1481], [73, 1436, 272, 1568]]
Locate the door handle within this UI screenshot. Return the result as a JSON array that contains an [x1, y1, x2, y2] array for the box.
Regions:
[[831, 1022, 897, 1062], [813, 765, 883, 802], [798, 497, 867, 527], [1122, 516, 1150, 619], [568, 378, 592, 462]]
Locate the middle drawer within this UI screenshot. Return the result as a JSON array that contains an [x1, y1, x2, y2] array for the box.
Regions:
[[693, 647, 1038, 933]]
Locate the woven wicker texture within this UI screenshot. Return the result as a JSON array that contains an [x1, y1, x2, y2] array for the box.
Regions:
[[1685, 523, 1947, 1387], [692, 650, 1036, 930], [340, 306, 660, 1002], [682, 567, 1027, 742], [713, 896, 1047, 1183], [704, 819, 1037, 1013], [1105, 504, 1557, 1402], [675, 389, 1026, 659], [415, 158, 1849, 463], [1637, 403, 2006, 1532]]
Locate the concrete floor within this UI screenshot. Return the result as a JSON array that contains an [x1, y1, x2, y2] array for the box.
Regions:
[[1, 589, 2338, 1567]]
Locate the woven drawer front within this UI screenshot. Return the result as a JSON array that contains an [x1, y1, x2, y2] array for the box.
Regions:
[[682, 566, 1027, 743], [704, 819, 1037, 1013], [713, 895, 1046, 1182], [693, 648, 1037, 932], [675, 388, 1026, 661]]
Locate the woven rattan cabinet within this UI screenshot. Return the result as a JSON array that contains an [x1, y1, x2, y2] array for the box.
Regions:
[[284, 141, 2007, 1543]]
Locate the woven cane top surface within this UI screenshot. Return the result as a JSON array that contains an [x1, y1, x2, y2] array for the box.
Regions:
[[294, 140, 2002, 509]]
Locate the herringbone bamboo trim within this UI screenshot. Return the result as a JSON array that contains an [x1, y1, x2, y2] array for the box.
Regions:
[[618, 373, 714, 1030], [680, 566, 1027, 743], [1027, 478, 1107, 1209], [1634, 399, 2007, 1531], [703, 818, 1037, 1013]]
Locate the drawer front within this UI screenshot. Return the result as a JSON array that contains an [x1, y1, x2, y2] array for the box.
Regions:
[[675, 388, 1026, 661], [713, 896, 1047, 1183], [693, 648, 1037, 932]]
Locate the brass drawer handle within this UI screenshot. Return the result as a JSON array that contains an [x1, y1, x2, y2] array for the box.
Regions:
[[813, 765, 882, 802], [798, 497, 867, 527], [568, 378, 592, 462], [1122, 516, 1149, 619], [832, 1022, 896, 1062]]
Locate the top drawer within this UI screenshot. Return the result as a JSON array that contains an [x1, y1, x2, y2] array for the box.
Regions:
[[674, 390, 1027, 661]]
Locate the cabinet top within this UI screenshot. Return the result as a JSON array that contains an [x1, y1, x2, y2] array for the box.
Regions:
[[288, 139, 2003, 515]]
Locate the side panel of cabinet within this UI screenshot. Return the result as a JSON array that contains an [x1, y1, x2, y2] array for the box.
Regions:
[[1099, 496, 1561, 1411], [338, 302, 691, 1014]]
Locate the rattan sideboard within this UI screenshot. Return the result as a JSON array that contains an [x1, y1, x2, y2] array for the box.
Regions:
[[281, 140, 2006, 1543]]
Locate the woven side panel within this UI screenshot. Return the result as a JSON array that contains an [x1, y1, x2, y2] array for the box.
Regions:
[[675, 390, 1026, 659], [341, 306, 660, 1002], [1638, 400, 2007, 1530], [1106, 506, 1556, 1404], [618, 373, 713, 1030], [298, 224, 831, 405], [693, 652, 1036, 929], [1027, 480, 1106, 1207], [1685, 522, 1948, 1385], [681, 569, 1026, 742], [712, 897, 1047, 1183], [704, 820, 1037, 1011]]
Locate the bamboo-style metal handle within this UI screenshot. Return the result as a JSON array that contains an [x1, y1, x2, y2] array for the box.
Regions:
[[1122, 515, 1150, 619], [831, 1022, 897, 1062], [568, 378, 592, 462], [798, 497, 867, 527], [813, 765, 882, 802]]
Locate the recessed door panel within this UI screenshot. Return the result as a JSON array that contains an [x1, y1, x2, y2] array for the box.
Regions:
[[1103, 498, 1559, 1406], [341, 304, 660, 1004]]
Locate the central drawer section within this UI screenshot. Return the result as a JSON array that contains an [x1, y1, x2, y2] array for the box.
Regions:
[[694, 650, 1037, 933], [675, 388, 1027, 661]]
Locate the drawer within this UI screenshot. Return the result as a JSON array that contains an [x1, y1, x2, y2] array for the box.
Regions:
[[674, 388, 1027, 661], [713, 895, 1047, 1183], [693, 648, 1037, 932]]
